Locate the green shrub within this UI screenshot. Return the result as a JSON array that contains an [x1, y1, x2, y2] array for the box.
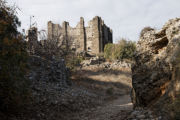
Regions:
[[0, 0, 30, 113], [140, 26, 154, 38], [104, 43, 114, 60], [65, 54, 83, 70], [104, 38, 136, 61]]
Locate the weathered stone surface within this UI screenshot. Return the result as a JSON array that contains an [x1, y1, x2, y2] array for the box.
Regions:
[[24, 55, 100, 120], [81, 58, 131, 69], [131, 18, 180, 116], [47, 16, 113, 55], [127, 108, 162, 120], [27, 55, 71, 96]]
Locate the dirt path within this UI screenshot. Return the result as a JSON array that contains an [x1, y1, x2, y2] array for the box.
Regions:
[[71, 65, 133, 120], [79, 95, 133, 120]]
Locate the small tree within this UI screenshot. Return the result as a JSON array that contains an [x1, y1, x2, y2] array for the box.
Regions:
[[38, 29, 76, 59], [0, 0, 29, 113], [117, 39, 136, 60]]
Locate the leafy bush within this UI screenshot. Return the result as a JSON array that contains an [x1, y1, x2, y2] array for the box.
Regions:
[[65, 53, 84, 70], [140, 26, 154, 38], [104, 38, 136, 61], [104, 43, 114, 60], [0, 0, 30, 113]]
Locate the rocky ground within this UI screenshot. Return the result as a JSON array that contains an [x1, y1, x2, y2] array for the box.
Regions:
[[0, 56, 161, 120], [70, 63, 133, 120], [70, 62, 162, 120]]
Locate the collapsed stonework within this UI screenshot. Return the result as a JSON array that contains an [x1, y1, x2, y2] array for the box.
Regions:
[[81, 58, 131, 69], [48, 16, 113, 55], [28, 56, 71, 94], [131, 18, 180, 116], [16, 55, 101, 120]]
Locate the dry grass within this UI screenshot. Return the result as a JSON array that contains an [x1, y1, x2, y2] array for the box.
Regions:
[[71, 66, 132, 96]]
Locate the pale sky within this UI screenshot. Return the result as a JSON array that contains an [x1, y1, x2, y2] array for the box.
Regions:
[[7, 0, 180, 42]]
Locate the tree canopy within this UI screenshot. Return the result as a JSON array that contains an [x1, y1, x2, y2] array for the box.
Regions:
[[0, 0, 29, 113]]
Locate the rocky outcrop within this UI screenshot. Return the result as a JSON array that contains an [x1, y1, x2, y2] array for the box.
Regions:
[[22, 56, 101, 120], [81, 57, 131, 69], [127, 108, 162, 120], [27, 55, 71, 103], [132, 18, 180, 116]]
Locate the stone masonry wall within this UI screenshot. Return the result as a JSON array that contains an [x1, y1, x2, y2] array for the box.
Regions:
[[48, 16, 113, 55]]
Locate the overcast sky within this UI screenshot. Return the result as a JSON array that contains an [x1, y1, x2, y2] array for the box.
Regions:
[[7, 0, 180, 42]]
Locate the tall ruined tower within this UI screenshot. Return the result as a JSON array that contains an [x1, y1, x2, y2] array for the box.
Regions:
[[85, 16, 113, 54], [47, 16, 113, 55], [91, 16, 101, 54], [27, 27, 38, 54], [78, 17, 86, 52]]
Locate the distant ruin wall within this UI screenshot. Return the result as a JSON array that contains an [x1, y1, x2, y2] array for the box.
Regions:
[[47, 16, 113, 55]]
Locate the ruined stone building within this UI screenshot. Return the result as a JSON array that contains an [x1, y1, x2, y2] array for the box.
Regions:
[[26, 27, 38, 54], [48, 16, 113, 55]]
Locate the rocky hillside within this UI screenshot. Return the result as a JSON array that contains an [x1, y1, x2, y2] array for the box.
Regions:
[[132, 18, 180, 119], [0, 55, 102, 120]]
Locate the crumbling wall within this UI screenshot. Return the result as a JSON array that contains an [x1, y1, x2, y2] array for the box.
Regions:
[[28, 56, 71, 94], [47, 16, 113, 55]]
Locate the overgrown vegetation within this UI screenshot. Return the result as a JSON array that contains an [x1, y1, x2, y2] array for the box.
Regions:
[[140, 26, 154, 38], [0, 0, 30, 114], [38, 26, 83, 70], [65, 52, 84, 71], [104, 38, 136, 61]]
